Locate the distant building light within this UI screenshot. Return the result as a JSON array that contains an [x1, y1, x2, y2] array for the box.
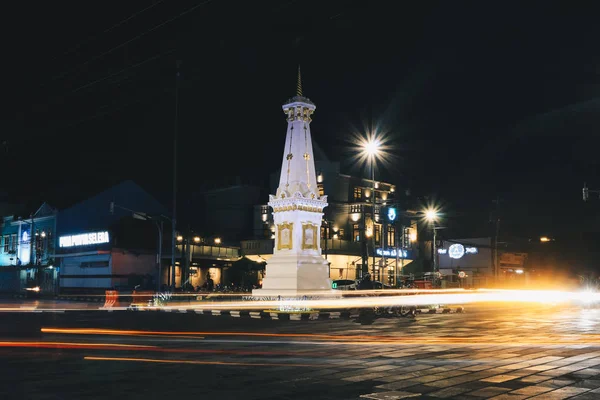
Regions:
[[193, 236, 201, 243], [351, 213, 360, 222], [214, 237, 221, 245], [540, 236, 551, 242], [177, 235, 183, 241], [317, 174, 323, 183], [261, 214, 268, 222], [515, 269, 524, 274]]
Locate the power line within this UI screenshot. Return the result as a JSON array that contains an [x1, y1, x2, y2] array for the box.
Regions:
[[51, 0, 214, 82], [52, 0, 167, 67], [71, 48, 175, 94]]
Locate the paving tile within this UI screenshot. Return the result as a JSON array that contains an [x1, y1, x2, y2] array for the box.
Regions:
[[376, 379, 424, 390], [480, 374, 520, 383], [509, 385, 555, 396], [488, 393, 530, 399], [527, 386, 590, 399], [537, 378, 576, 389], [428, 386, 473, 398], [570, 379, 600, 389], [359, 391, 421, 399], [465, 386, 512, 397]]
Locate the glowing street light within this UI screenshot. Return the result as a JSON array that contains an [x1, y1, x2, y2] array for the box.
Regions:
[[176, 235, 183, 242], [540, 236, 552, 243], [193, 236, 201, 243], [361, 136, 382, 280], [423, 207, 441, 277], [425, 209, 438, 222], [214, 237, 222, 245]]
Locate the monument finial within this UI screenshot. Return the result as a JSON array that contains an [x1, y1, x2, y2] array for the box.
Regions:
[[296, 65, 303, 97]]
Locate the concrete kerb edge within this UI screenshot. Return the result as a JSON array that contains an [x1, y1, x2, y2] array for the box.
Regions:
[[125, 306, 465, 320]]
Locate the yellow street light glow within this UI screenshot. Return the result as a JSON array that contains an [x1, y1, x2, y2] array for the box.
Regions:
[[193, 236, 201, 243], [425, 209, 438, 222], [176, 235, 183, 242], [540, 236, 551, 242], [214, 238, 222, 245], [363, 138, 380, 156]]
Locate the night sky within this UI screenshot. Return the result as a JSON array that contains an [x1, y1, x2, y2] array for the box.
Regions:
[[3, 1, 600, 246]]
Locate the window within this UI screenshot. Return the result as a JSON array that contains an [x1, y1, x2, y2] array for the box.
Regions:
[[320, 226, 326, 239], [353, 224, 361, 242], [350, 204, 362, 213], [80, 261, 109, 268], [374, 224, 381, 245], [10, 234, 16, 252], [353, 187, 362, 201], [2, 236, 8, 253], [338, 228, 345, 239], [317, 183, 325, 197], [387, 226, 396, 247]]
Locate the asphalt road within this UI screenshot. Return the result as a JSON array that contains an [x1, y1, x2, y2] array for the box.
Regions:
[[2, 302, 600, 399]]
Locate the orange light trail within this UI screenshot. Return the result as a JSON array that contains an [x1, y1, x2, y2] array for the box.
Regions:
[[0, 341, 156, 350], [84, 356, 329, 367], [39, 327, 600, 345]]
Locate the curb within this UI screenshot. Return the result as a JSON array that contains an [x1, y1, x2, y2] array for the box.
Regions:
[[128, 308, 353, 321], [417, 306, 465, 314], [127, 306, 465, 320]]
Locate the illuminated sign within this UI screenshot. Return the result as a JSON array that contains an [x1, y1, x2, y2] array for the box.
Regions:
[[376, 248, 408, 258], [387, 207, 397, 222], [439, 244, 478, 259], [59, 231, 110, 248], [448, 244, 465, 259]]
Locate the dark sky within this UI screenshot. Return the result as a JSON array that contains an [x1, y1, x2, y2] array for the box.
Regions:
[[3, 1, 600, 242]]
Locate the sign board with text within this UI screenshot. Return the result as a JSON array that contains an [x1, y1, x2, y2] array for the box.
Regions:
[[59, 231, 110, 248]]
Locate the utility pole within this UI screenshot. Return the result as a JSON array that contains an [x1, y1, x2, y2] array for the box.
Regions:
[[171, 60, 181, 291], [492, 196, 503, 282]]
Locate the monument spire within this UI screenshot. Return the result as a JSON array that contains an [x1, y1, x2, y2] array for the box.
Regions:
[[252, 68, 334, 298], [296, 65, 302, 96]]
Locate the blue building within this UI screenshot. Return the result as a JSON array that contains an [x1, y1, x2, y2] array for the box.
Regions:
[[0, 203, 58, 293], [0, 180, 169, 295], [55, 180, 168, 294]]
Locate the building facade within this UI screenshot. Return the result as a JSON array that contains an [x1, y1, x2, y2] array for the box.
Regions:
[[242, 155, 419, 285], [54, 180, 168, 293], [435, 237, 493, 288], [0, 203, 58, 293]]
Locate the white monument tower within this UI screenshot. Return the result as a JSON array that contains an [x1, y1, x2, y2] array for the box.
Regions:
[[253, 68, 335, 297]]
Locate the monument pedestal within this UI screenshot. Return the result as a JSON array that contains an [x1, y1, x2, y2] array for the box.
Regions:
[[252, 252, 341, 298]]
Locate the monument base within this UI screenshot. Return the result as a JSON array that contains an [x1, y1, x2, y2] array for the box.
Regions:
[[251, 252, 341, 299]]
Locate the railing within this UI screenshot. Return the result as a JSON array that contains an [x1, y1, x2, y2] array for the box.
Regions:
[[322, 239, 361, 254], [191, 245, 240, 259]]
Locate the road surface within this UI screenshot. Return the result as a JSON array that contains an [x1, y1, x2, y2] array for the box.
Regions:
[[2, 301, 600, 399]]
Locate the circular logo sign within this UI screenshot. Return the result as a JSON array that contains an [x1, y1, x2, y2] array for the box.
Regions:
[[458, 271, 466, 278], [448, 243, 465, 259]]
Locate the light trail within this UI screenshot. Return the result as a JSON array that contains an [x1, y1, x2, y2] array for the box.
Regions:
[[40, 327, 600, 345], [84, 356, 331, 368], [0, 341, 156, 350], [3, 289, 598, 313]]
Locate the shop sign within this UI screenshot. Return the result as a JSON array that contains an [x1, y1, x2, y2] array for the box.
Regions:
[[59, 231, 110, 248], [376, 248, 409, 258]]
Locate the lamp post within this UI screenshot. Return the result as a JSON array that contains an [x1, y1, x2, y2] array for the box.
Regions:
[[425, 208, 439, 276], [110, 202, 170, 291], [363, 138, 380, 280]]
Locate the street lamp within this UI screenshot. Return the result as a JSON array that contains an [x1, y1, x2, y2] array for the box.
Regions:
[[110, 202, 171, 291], [214, 237, 221, 245], [424, 208, 439, 277], [362, 137, 380, 280]]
